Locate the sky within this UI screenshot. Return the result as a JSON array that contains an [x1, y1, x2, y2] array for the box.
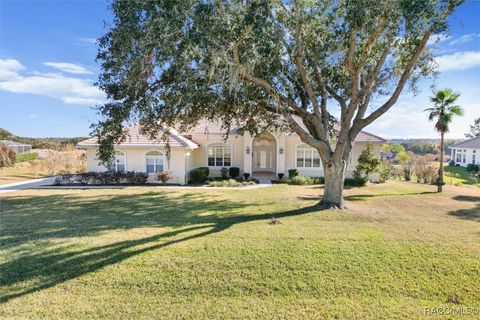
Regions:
[[0, 1, 479, 139]]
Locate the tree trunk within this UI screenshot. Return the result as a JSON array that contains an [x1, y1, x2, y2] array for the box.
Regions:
[[438, 131, 444, 192], [320, 161, 347, 209]]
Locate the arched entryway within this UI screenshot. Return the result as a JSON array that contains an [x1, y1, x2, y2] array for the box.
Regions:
[[252, 133, 276, 175]]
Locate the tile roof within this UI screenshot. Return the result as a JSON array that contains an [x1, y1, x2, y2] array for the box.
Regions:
[[186, 118, 386, 142], [78, 118, 385, 148], [450, 137, 480, 149], [77, 124, 198, 148]]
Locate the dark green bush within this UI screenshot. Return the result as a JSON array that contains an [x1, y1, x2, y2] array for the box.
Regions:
[[288, 169, 299, 179], [344, 171, 368, 187], [220, 167, 229, 179], [190, 167, 209, 183], [228, 167, 240, 179], [125, 171, 149, 185], [466, 164, 479, 173]]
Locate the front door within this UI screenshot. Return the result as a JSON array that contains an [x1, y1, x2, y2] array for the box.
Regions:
[[253, 147, 275, 172]]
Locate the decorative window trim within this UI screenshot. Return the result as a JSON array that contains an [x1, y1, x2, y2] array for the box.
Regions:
[[206, 143, 233, 167], [145, 150, 166, 174], [295, 143, 321, 168], [108, 149, 126, 172]]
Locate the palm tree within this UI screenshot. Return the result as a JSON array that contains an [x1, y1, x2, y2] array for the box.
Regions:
[[424, 89, 464, 192]]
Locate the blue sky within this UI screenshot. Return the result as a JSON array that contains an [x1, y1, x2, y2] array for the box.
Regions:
[[0, 1, 479, 139]]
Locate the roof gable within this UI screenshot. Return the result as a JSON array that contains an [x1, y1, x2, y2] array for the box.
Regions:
[[450, 137, 480, 149]]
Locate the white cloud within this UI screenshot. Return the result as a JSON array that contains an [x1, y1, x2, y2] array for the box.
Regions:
[[0, 59, 26, 79], [435, 51, 480, 72], [449, 33, 480, 46], [0, 59, 104, 105], [43, 62, 92, 75], [78, 37, 97, 45]]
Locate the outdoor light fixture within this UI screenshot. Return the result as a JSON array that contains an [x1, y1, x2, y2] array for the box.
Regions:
[[279, 147, 284, 155], [246, 146, 251, 154]]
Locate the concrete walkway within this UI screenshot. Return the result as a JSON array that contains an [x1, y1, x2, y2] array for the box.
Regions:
[[0, 177, 56, 194]]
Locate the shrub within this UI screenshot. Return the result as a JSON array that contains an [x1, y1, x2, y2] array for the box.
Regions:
[[16, 152, 38, 163], [377, 160, 393, 183], [220, 167, 229, 179], [208, 179, 256, 187], [356, 142, 381, 179], [125, 171, 149, 185], [278, 173, 284, 180], [190, 167, 209, 183], [288, 169, 299, 179], [0, 142, 16, 169], [156, 171, 173, 185], [344, 170, 368, 187], [53, 177, 62, 186], [228, 167, 240, 179], [243, 173, 250, 180], [77, 172, 96, 185], [466, 164, 479, 173], [286, 176, 324, 185]]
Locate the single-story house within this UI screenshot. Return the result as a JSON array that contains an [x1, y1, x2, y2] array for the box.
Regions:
[[77, 120, 386, 184], [450, 137, 480, 167]]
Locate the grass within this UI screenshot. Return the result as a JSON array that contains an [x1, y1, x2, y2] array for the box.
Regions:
[[0, 181, 479, 319], [0, 163, 47, 185], [15, 152, 38, 163], [444, 164, 480, 187]]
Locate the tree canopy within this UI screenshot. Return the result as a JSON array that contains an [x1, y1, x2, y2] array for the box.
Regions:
[[465, 117, 480, 138], [94, 0, 463, 207]]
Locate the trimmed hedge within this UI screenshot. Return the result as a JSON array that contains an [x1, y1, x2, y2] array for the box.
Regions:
[[55, 171, 149, 185], [228, 167, 240, 179], [190, 167, 209, 183]]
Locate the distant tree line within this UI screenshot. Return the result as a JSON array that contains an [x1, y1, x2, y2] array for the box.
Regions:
[[0, 128, 86, 151]]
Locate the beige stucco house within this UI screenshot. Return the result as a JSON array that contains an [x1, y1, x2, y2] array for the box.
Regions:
[[77, 120, 385, 184]]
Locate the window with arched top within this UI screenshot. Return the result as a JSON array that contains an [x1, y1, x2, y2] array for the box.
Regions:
[[207, 143, 232, 167], [296, 144, 321, 168], [146, 151, 165, 173], [108, 150, 126, 172]]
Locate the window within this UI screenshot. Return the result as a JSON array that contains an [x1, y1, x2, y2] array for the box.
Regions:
[[146, 151, 165, 173], [108, 150, 126, 172], [473, 154, 476, 165], [207, 143, 232, 167], [462, 153, 466, 163], [296, 144, 321, 168], [456, 150, 462, 163]]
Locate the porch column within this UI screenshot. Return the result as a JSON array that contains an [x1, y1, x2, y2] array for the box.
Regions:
[[276, 133, 286, 176], [243, 132, 253, 175]]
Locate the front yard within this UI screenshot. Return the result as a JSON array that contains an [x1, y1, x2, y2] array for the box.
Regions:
[[0, 181, 479, 319]]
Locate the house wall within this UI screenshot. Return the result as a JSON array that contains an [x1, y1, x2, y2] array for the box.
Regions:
[[283, 134, 381, 178], [188, 132, 245, 177], [85, 147, 189, 184], [451, 148, 478, 167]]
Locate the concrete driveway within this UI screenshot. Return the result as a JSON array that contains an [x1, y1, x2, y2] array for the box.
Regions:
[[0, 177, 56, 194]]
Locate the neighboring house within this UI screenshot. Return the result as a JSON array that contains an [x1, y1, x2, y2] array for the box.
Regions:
[[77, 120, 386, 184], [0, 140, 32, 154], [450, 137, 480, 167]]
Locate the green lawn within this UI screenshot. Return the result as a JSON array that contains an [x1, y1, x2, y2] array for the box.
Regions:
[[444, 164, 480, 187], [0, 181, 479, 319]]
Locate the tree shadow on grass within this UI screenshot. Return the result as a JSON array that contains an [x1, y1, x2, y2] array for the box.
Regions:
[[447, 195, 480, 222], [0, 191, 319, 303], [297, 190, 437, 202]]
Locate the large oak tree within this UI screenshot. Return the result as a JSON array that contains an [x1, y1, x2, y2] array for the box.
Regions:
[[94, 0, 463, 208]]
